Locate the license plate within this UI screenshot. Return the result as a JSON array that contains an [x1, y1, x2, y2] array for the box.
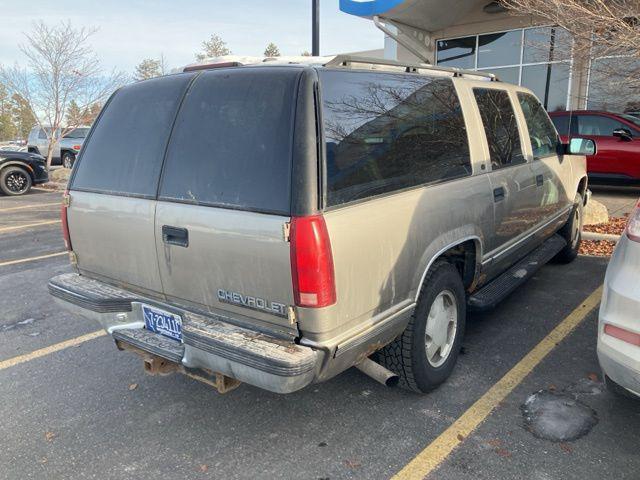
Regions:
[[142, 304, 183, 342]]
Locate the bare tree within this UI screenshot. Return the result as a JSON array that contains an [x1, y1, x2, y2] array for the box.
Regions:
[[196, 34, 231, 61], [0, 20, 125, 169], [264, 42, 281, 57], [499, 1, 640, 85]]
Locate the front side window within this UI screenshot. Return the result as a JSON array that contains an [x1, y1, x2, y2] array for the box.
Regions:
[[65, 128, 90, 139], [473, 88, 525, 170], [72, 73, 194, 197], [159, 68, 298, 214], [517, 92, 560, 159], [577, 115, 635, 137], [320, 71, 472, 207]]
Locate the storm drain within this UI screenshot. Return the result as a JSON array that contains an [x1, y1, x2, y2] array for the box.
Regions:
[[522, 391, 598, 442]]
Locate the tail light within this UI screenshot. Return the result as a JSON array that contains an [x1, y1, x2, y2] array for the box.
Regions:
[[72, 145, 81, 151], [604, 324, 640, 347], [626, 200, 640, 243], [290, 215, 336, 308], [61, 190, 72, 250]]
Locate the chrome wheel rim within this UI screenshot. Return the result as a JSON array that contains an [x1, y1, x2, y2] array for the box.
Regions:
[[5, 171, 28, 194], [425, 290, 458, 367], [63, 155, 72, 168], [571, 206, 581, 248]]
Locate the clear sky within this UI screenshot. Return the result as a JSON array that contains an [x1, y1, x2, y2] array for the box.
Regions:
[[0, 0, 383, 74]]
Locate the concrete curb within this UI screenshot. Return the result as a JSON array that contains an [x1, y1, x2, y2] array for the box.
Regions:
[[582, 231, 621, 242]]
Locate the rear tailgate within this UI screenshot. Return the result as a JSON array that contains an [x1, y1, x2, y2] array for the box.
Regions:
[[153, 68, 302, 335], [67, 73, 195, 296]]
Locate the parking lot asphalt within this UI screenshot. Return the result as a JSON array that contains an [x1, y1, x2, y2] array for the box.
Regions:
[[1, 190, 638, 480]]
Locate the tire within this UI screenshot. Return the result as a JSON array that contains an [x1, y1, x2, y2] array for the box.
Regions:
[[62, 151, 75, 169], [554, 193, 584, 263], [0, 166, 32, 196], [377, 261, 466, 393]]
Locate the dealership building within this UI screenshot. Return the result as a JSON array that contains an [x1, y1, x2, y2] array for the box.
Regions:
[[340, 0, 638, 114]]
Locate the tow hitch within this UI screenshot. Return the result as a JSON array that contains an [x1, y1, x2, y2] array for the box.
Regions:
[[115, 340, 242, 394]]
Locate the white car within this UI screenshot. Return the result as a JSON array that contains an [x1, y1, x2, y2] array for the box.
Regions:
[[598, 199, 640, 398]]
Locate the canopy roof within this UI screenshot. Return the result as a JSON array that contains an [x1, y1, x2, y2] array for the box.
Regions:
[[340, 0, 488, 32]]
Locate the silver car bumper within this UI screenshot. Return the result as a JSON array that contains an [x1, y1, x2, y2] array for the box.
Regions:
[[49, 273, 321, 394], [597, 234, 640, 397]]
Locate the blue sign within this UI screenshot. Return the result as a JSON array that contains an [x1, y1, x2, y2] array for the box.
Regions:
[[339, 0, 406, 17]]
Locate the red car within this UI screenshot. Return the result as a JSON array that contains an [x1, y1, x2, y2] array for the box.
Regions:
[[550, 110, 640, 184]]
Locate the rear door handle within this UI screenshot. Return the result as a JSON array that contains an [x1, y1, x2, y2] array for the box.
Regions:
[[493, 187, 505, 202], [162, 225, 189, 247], [536, 174, 544, 187]]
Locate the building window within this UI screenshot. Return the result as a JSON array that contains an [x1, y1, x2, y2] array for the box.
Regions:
[[587, 57, 640, 114], [436, 26, 573, 111]]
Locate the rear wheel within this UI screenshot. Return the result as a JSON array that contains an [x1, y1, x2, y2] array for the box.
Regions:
[[377, 261, 466, 393], [0, 166, 32, 196], [62, 151, 76, 169], [555, 193, 583, 263]]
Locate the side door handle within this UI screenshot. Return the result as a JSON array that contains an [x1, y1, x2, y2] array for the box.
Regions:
[[536, 174, 544, 187], [493, 187, 505, 202], [162, 225, 189, 247]]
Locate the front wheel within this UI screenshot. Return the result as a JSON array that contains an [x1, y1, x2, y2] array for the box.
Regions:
[[62, 151, 76, 169], [555, 193, 584, 263], [377, 261, 466, 393], [0, 166, 32, 196]]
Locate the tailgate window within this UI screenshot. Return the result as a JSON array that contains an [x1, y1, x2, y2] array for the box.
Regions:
[[158, 68, 299, 215], [71, 74, 194, 197]]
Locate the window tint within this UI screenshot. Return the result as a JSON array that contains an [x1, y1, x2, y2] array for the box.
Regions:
[[159, 68, 298, 214], [320, 71, 471, 207], [473, 88, 525, 169], [65, 128, 90, 139], [72, 74, 194, 197], [577, 115, 633, 137], [517, 93, 560, 159], [38, 129, 48, 139], [436, 37, 477, 69]]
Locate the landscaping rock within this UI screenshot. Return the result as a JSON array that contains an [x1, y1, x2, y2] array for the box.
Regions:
[[583, 199, 608, 226]]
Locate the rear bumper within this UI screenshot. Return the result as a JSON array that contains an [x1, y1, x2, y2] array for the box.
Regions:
[[49, 273, 321, 394], [597, 236, 640, 397]]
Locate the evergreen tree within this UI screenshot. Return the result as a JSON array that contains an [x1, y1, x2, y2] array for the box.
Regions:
[[196, 34, 231, 61], [134, 58, 162, 81], [264, 42, 281, 57]]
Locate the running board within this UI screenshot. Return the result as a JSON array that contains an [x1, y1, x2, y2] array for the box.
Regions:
[[468, 234, 567, 312]]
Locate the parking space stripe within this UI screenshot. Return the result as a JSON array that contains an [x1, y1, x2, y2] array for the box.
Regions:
[[0, 251, 67, 267], [0, 202, 60, 213], [393, 285, 604, 480], [0, 330, 106, 372], [0, 220, 61, 233]]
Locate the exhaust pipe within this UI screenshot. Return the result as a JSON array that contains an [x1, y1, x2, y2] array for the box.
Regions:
[[356, 357, 400, 388]]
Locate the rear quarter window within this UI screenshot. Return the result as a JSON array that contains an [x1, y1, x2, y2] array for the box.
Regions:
[[71, 73, 195, 197], [158, 68, 299, 214], [320, 70, 471, 207]]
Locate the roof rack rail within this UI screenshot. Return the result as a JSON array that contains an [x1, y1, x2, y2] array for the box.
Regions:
[[324, 55, 499, 82]]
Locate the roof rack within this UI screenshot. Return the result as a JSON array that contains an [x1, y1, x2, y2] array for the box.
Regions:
[[323, 55, 499, 82]]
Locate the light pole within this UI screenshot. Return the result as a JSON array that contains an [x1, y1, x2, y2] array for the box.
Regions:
[[312, 0, 320, 56]]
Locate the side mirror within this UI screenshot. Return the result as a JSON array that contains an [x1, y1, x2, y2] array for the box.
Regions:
[[613, 128, 633, 141], [566, 138, 596, 156]]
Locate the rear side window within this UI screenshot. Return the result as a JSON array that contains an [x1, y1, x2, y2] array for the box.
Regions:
[[320, 71, 471, 207], [517, 92, 560, 160], [473, 88, 525, 170], [159, 68, 299, 214], [72, 74, 194, 197]]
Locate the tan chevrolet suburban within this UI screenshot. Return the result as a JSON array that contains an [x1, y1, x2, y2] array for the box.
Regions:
[[49, 56, 595, 394]]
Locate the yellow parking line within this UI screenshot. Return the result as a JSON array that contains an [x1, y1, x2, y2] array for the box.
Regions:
[[0, 202, 60, 213], [393, 285, 604, 480], [0, 251, 67, 267], [0, 330, 107, 372], [0, 219, 61, 233]]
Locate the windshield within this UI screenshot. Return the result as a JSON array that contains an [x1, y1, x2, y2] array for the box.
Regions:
[[620, 114, 640, 128]]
